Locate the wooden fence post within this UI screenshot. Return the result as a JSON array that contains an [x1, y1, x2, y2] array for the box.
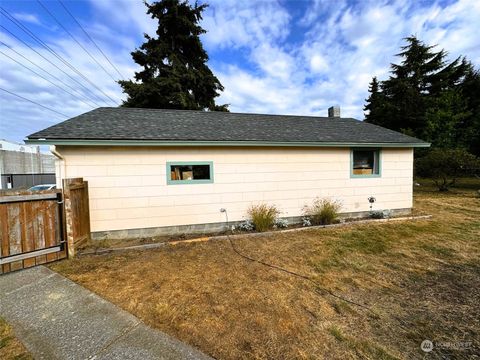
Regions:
[[63, 177, 90, 258], [63, 178, 74, 258]]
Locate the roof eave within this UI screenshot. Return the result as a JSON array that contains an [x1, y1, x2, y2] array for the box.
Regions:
[[24, 138, 431, 148]]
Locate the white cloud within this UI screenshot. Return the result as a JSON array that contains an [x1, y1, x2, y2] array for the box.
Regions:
[[201, 0, 290, 49], [13, 12, 41, 25], [88, 0, 156, 37], [250, 43, 296, 80], [309, 54, 329, 73], [216, 0, 480, 119]]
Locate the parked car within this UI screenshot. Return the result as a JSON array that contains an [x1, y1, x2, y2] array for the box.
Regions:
[[28, 184, 56, 191]]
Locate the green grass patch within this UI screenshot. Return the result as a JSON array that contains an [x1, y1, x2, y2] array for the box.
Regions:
[[419, 244, 455, 257], [332, 301, 356, 315], [328, 326, 346, 341], [328, 326, 399, 360], [339, 230, 388, 255], [0, 335, 13, 349]]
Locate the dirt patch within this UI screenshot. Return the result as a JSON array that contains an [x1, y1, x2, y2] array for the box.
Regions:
[[78, 231, 229, 252], [51, 181, 480, 359]]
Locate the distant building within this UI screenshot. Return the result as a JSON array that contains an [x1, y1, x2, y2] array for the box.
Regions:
[[0, 139, 55, 189]]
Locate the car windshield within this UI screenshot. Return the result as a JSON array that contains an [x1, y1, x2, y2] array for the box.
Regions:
[[29, 185, 51, 191]]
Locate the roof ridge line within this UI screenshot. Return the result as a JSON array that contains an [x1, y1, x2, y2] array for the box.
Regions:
[[97, 107, 357, 120]]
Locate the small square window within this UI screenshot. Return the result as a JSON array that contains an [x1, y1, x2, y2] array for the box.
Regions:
[[352, 149, 380, 177], [167, 162, 213, 184]]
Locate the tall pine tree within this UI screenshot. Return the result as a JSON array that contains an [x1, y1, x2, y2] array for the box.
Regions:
[[119, 0, 228, 111], [382, 36, 448, 135], [364, 77, 386, 125], [364, 36, 479, 154]]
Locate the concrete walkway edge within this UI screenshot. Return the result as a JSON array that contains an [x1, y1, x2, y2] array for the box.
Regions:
[[0, 266, 212, 360]]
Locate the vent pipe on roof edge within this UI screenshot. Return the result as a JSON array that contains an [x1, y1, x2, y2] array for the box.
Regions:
[[328, 106, 340, 118]]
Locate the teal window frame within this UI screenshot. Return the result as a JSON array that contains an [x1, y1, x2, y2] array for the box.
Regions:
[[166, 161, 214, 185], [350, 148, 382, 178]]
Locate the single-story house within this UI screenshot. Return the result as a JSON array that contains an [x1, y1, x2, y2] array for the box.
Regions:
[[25, 106, 430, 239]]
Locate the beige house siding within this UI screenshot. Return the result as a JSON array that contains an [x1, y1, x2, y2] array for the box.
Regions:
[[54, 146, 413, 233]]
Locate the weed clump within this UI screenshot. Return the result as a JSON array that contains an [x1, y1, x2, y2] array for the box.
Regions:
[[303, 198, 342, 225]]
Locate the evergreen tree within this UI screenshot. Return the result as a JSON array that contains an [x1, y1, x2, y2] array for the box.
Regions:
[[364, 36, 479, 154], [458, 65, 480, 155], [381, 36, 448, 135], [119, 0, 228, 111], [424, 89, 469, 148], [364, 77, 384, 125]]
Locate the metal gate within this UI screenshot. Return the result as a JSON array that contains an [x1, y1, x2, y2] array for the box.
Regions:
[[0, 191, 67, 274]]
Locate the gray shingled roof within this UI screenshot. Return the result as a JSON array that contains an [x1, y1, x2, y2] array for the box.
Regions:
[[27, 107, 429, 145]]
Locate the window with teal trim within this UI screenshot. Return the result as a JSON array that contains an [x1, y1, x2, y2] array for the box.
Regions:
[[167, 162, 214, 184], [352, 149, 380, 176]]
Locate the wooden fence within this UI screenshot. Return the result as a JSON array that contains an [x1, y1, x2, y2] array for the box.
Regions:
[[63, 178, 91, 257], [0, 177, 91, 274], [0, 191, 66, 274]]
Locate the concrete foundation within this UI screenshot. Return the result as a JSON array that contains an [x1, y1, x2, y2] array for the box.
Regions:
[[91, 208, 412, 240]]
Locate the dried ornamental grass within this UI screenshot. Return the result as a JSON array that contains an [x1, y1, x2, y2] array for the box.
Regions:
[[303, 198, 342, 225], [247, 203, 280, 232]]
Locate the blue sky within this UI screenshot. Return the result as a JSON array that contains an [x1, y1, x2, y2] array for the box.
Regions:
[[1, 0, 479, 143]]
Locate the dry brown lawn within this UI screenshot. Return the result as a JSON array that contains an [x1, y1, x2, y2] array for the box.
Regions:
[[51, 180, 480, 359], [0, 317, 32, 360]]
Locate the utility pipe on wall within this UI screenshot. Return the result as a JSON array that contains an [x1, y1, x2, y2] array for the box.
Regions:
[[50, 145, 66, 188]]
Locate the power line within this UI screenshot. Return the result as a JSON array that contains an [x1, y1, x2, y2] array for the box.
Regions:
[[58, 0, 125, 80], [0, 7, 117, 105], [36, 0, 118, 83], [0, 7, 118, 106], [0, 25, 103, 107], [0, 48, 96, 109], [0, 41, 99, 108], [0, 87, 69, 118]]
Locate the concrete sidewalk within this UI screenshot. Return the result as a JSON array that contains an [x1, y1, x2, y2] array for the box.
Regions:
[[0, 266, 211, 360]]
